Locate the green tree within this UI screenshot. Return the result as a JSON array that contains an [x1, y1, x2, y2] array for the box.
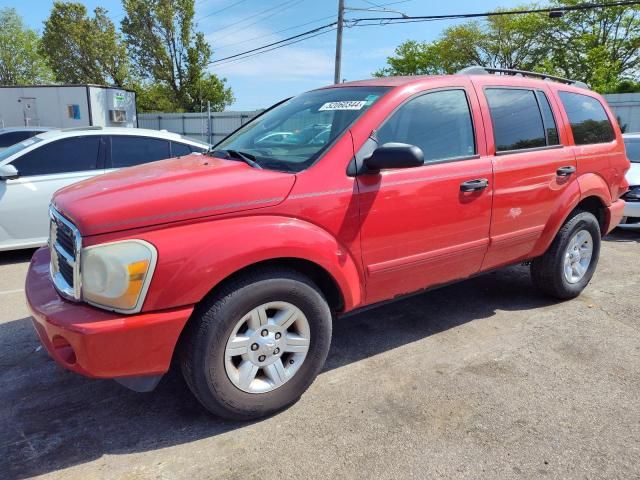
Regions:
[[374, 8, 550, 77], [544, 0, 640, 92], [0, 8, 52, 85], [122, 0, 233, 112], [41, 2, 130, 86], [374, 2, 640, 93]]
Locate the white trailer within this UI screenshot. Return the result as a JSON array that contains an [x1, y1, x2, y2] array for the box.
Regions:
[[0, 85, 137, 129]]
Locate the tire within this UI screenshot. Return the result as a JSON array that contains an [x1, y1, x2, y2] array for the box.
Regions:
[[179, 268, 332, 420], [531, 210, 601, 299]]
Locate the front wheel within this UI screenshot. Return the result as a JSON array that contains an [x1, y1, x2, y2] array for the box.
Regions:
[[179, 268, 332, 420], [531, 210, 601, 299]]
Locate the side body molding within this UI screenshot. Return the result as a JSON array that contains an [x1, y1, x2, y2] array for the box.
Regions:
[[134, 215, 364, 312]]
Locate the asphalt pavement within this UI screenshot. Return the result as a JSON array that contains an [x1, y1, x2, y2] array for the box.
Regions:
[[1, 230, 639, 480]]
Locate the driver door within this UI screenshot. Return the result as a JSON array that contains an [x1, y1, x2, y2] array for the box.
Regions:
[[356, 87, 494, 304]]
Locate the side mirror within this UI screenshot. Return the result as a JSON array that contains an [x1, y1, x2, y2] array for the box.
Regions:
[[0, 164, 18, 181], [364, 143, 424, 172]]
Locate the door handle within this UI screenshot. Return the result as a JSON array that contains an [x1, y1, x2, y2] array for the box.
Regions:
[[460, 178, 489, 192], [556, 166, 576, 177]]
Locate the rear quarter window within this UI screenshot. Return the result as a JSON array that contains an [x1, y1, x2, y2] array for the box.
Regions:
[[558, 92, 615, 145]]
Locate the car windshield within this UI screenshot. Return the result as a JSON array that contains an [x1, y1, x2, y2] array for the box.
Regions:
[[625, 138, 640, 163], [0, 136, 43, 163], [212, 86, 390, 172]]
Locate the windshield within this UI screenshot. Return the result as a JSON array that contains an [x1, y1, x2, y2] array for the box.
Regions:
[[0, 136, 43, 163], [625, 138, 640, 163], [213, 86, 390, 172]]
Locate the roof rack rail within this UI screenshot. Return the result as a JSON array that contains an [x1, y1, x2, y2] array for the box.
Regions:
[[457, 66, 589, 89]]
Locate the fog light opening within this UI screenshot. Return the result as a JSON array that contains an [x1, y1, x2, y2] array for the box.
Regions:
[[52, 335, 77, 366]]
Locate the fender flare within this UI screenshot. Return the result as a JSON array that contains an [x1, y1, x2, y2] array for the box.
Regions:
[[530, 174, 612, 257], [141, 215, 364, 312]]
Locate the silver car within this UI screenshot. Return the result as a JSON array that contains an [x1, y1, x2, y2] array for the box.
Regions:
[[0, 127, 209, 251], [620, 133, 640, 228]]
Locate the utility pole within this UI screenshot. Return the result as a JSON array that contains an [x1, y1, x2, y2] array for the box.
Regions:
[[334, 0, 344, 84], [207, 101, 212, 146]]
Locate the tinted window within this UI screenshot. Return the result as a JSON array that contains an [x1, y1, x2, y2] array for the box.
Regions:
[[624, 138, 640, 163], [559, 92, 615, 145], [535, 91, 560, 146], [0, 130, 43, 148], [171, 142, 193, 157], [111, 136, 170, 168], [376, 89, 476, 162], [12, 136, 100, 176], [486, 88, 546, 151]]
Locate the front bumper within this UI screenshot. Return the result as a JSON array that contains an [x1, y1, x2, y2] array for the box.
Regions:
[[26, 247, 193, 388], [619, 200, 640, 228]]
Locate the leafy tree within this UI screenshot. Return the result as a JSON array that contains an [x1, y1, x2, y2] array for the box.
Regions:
[[0, 8, 53, 85], [374, 1, 640, 93], [122, 0, 233, 112], [544, 0, 640, 92], [374, 8, 550, 77], [41, 2, 129, 86]]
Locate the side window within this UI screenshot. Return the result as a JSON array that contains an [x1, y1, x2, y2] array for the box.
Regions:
[[111, 136, 170, 168], [558, 91, 615, 145], [171, 142, 192, 157], [0, 131, 39, 148], [535, 91, 560, 146], [11, 136, 100, 176], [485, 88, 547, 152], [376, 89, 476, 163]]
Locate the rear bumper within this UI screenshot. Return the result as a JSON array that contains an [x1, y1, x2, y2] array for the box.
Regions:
[[606, 199, 626, 233], [26, 247, 193, 385]]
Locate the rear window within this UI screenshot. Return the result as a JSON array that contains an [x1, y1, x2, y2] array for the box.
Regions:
[[0, 130, 43, 147], [624, 138, 640, 163], [558, 92, 615, 145], [485, 88, 547, 152]]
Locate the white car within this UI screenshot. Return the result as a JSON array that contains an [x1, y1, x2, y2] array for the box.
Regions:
[[0, 127, 55, 150], [0, 127, 209, 251], [620, 133, 640, 228]]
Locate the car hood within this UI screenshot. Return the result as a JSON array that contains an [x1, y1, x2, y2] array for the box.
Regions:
[[626, 162, 640, 186], [53, 154, 296, 236]]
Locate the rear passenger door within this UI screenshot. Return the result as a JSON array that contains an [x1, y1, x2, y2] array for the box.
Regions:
[[357, 85, 494, 304], [107, 136, 171, 170], [473, 83, 577, 270]]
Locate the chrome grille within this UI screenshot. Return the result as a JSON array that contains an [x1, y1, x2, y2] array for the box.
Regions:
[[49, 207, 82, 301]]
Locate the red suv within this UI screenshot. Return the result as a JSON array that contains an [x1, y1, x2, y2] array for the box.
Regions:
[[26, 68, 629, 419]]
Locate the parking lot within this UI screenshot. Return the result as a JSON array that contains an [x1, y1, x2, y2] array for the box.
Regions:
[[0, 230, 638, 480]]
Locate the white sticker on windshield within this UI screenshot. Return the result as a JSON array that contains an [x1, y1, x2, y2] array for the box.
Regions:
[[319, 101, 367, 111]]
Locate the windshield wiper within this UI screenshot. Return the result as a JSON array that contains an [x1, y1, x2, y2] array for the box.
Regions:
[[210, 149, 262, 169]]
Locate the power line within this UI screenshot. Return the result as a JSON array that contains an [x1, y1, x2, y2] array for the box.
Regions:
[[209, 22, 336, 64], [347, 0, 640, 25], [209, 0, 640, 67], [215, 13, 336, 50], [212, 27, 337, 68], [197, 0, 251, 21], [200, 0, 301, 32]]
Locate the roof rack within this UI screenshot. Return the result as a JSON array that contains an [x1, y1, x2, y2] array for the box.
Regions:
[[457, 66, 589, 89]]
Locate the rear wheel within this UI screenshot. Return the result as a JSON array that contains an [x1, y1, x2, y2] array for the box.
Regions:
[[179, 268, 332, 420], [531, 210, 601, 299]]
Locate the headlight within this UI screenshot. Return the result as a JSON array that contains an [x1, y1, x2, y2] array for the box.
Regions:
[[80, 240, 157, 313]]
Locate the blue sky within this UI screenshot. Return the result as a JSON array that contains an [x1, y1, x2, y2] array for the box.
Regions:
[[6, 0, 527, 110]]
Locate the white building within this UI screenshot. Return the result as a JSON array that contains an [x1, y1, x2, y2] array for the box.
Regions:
[[0, 85, 137, 129]]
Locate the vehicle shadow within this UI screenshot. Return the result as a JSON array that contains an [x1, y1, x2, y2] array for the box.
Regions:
[[605, 228, 640, 243], [0, 248, 36, 267], [1, 265, 553, 479]]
